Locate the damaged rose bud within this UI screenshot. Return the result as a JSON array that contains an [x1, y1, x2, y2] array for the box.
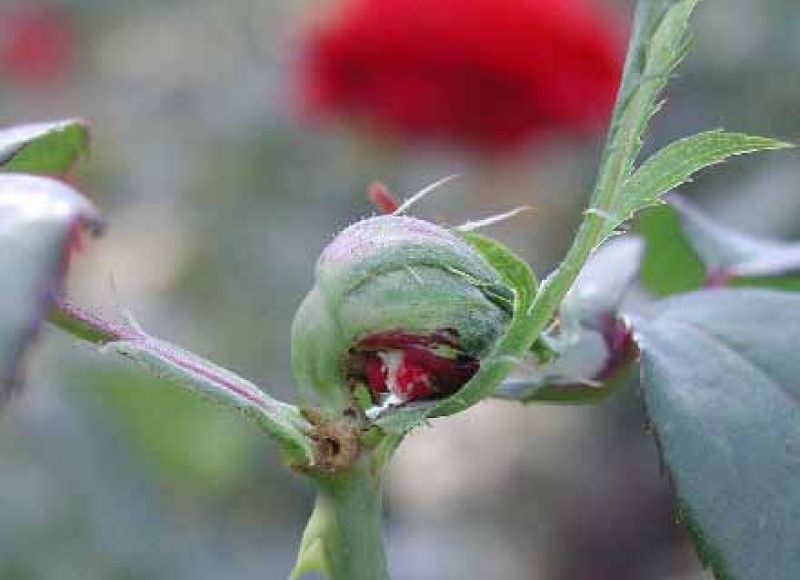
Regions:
[[350, 330, 480, 403], [291, 215, 511, 410]]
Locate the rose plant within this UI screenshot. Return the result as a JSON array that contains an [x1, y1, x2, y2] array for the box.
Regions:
[[1, 1, 799, 579]]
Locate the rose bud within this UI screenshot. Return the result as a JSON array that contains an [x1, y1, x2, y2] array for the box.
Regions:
[[291, 215, 511, 410]]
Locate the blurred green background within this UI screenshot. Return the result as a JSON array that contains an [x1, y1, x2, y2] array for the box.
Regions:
[[1, 0, 798, 578]]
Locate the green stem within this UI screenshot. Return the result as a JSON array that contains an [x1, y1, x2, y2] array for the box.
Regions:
[[526, 0, 675, 337], [293, 455, 389, 580], [48, 298, 315, 466], [320, 466, 388, 580], [49, 298, 136, 344]]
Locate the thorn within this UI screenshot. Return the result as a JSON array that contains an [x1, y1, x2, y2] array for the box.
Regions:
[[121, 308, 147, 339], [367, 181, 400, 214], [108, 272, 146, 339], [584, 207, 616, 222], [393, 174, 460, 216], [455, 206, 533, 232]]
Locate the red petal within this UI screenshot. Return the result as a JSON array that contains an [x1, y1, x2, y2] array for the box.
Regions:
[[394, 357, 434, 400], [364, 352, 389, 394]]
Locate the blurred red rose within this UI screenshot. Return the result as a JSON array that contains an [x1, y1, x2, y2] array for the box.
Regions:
[[0, 5, 75, 87], [297, 0, 624, 153]]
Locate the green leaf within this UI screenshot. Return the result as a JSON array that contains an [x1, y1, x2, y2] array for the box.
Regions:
[[610, 132, 792, 236], [0, 119, 91, 175], [635, 289, 800, 580], [523, 0, 705, 361], [593, 0, 701, 238], [376, 233, 538, 433], [617, 0, 697, 146], [0, 174, 102, 400]]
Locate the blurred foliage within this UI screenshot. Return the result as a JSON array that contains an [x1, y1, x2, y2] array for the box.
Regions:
[[77, 367, 261, 495], [636, 204, 706, 295]]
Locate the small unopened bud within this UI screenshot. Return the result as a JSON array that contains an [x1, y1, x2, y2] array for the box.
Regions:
[[291, 215, 510, 410]]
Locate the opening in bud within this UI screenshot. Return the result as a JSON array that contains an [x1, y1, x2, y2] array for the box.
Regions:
[[291, 215, 511, 410], [347, 329, 480, 404]]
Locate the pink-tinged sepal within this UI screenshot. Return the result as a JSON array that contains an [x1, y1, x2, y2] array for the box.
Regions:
[[291, 214, 509, 410]]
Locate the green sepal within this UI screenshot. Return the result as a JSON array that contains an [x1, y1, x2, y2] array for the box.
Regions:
[[376, 232, 538, 432], [291, 216, 512, 411], [112, 330, 315, 467]]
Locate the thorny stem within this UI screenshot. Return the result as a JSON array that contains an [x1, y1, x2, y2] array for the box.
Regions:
[[526, 0, 675, 345], [49, 298, 135, 344]]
